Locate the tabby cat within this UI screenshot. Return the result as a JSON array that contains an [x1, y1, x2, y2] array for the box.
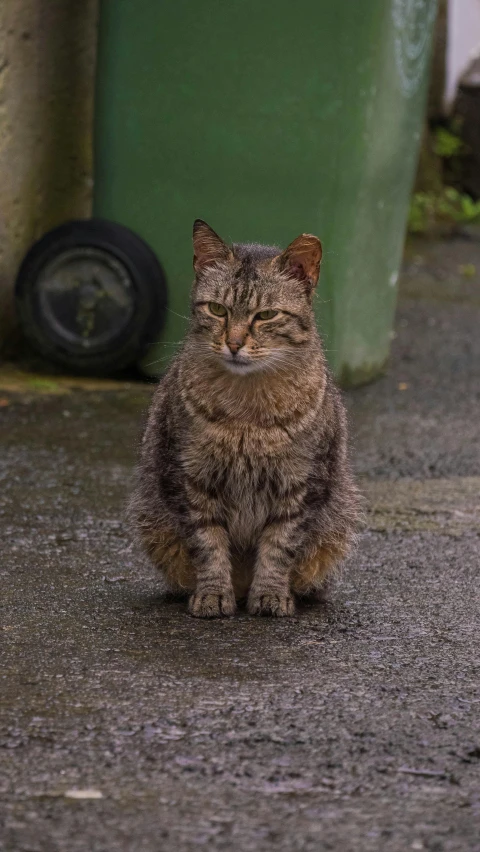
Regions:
[[130, 220, 360, 617]]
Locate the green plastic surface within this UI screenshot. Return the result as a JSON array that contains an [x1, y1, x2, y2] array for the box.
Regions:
[[93, 0, 437, 383]]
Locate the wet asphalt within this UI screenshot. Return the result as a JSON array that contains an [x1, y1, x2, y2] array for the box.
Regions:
[[1, 236, 479, 851]]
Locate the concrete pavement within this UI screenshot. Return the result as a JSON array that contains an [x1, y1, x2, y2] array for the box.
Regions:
[[1, 235, 479, 851]]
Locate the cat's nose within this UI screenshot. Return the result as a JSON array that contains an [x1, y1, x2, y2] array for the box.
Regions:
[[227, 338, 243, 354]]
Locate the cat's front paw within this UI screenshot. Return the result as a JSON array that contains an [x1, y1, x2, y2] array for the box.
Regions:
[[188, 590, 236, 618], [247, 590, 295, 617]]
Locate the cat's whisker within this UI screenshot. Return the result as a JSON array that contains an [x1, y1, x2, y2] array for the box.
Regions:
[[267, 351, 308, 367], [268, 350, 306, 359], [142, 354, 180, 367], [145, 342, 184, 349], [166, 308, 191, 321]]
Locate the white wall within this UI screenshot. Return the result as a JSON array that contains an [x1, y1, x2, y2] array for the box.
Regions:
[[446, 0, 480, 107]]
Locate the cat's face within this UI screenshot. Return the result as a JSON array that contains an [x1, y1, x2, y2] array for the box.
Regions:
[[190, 221, 322, 376]]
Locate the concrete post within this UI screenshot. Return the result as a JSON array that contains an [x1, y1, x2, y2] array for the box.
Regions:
[[0, 1, 97, 356]]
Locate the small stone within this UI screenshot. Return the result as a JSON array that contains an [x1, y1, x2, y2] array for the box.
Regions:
[[64, 789, 103, 800]]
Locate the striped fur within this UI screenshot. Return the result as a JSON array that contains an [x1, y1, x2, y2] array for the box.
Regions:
[[129, 222, 361, 617]]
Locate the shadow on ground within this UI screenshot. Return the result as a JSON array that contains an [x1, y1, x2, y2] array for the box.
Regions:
[[1, 236, 479, 851]]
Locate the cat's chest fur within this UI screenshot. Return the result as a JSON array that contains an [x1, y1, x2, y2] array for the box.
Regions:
[[181, 419, 311, 549]]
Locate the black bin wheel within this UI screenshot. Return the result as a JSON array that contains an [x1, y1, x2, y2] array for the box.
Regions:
[[15, 219, 168, 374]]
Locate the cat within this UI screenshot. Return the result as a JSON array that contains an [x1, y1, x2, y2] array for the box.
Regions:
[[129, 219, 360, 617]]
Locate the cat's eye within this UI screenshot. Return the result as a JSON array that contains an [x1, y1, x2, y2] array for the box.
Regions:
[[208, 302, 227, 317], [255, 310, 278, 321]]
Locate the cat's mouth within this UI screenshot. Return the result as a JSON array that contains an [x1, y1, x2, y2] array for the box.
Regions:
[[220, 348, 259, 375], [223, 356, 256, 374]]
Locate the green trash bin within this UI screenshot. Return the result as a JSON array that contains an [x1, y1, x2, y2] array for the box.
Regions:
[[92, 0, 437, 383]]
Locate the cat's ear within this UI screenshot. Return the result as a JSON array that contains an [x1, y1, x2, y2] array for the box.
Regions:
[[193, 220, 233, 273], [275, 234, 323, 290]]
